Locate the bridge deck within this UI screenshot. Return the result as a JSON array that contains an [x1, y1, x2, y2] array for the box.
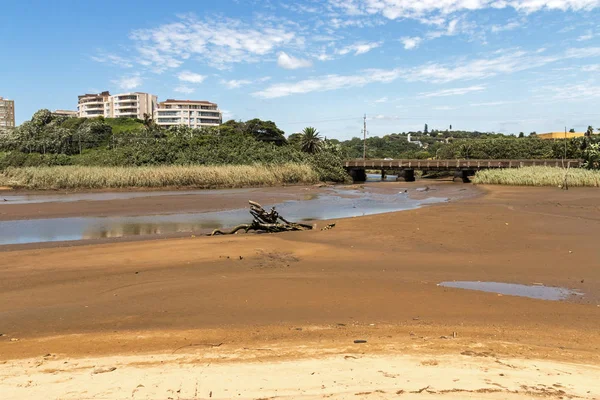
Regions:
[[344, 159, 583, 170]]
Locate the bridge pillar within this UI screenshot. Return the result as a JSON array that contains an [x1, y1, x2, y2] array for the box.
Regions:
[[400, 169, 415, 182], [349, 168, 367, 183], [454, 170, 473, 183]]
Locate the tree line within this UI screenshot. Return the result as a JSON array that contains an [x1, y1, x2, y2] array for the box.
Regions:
[[1, 109, 598, 172]]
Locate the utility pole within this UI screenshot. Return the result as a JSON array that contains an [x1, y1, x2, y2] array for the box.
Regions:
[[362, 114, 367, 160]]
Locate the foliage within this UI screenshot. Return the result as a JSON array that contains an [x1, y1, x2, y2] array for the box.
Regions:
[[219, 119, 286, 145], [583, 142, 600, 169], [473, 166, 600, 187], [436, 137, 588, 160], [299, 127, 322, 154], [307, 151, 351, 183]]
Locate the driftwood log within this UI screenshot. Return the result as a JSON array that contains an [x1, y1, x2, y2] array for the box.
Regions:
[[209, 201, 333, 236]]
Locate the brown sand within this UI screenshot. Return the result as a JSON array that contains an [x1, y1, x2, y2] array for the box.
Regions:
[[1, 183, 599, 399]]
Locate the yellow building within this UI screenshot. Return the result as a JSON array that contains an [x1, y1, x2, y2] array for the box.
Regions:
[[537, 132, 585, 140]]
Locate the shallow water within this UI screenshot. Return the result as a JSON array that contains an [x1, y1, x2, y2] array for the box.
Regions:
[[0, 191, 446, 245], [0, 188, 255, 205], [366, 173, 398, 182], [439, 281, 583, 301]]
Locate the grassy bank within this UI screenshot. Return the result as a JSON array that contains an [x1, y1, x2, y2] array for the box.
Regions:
[[0, 164, 320, 190], [473, 166, 600, 187]]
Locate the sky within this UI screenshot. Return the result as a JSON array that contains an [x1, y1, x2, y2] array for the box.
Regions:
[[1, 0, 599, 139]]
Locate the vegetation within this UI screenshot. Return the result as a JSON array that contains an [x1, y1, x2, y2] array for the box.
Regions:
[[0, 164, 319, 190], [299, 127, 322, 154], [0, 109, 597, 189], [473, 167, 600, 187]]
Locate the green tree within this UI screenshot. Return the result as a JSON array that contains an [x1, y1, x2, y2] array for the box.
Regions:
[[287, 133, 303, 149], [518, 132, 525, 138], [424, 123, 429, 135], [586, 126, 594, 137], [299, 127, 322, 154], [569, 128, 576, 133], [244, 119, 286, 145]]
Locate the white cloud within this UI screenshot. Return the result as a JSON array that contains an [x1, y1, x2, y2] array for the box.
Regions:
[[174, 85, 195, 94], [112, 74, 142, 90], [542, 82, 600, 101], [433, 106, 457, 110], [130, 14, 297, 70], [370, 114, 400, 120], [577, 31, 595, 41], [400, 37, 422, 50], [253, 68, 402, 98], [470, 100, 515, 106], [420, 85, 486, 97], [374, 96, 389, 103], [582, 64, 600, 71], [317, 53, 335, 61], [221, 79, 252, 89], [277, 52, 313, 69], [491, 20, 523, 33], [90, 53, 133, 68], [253, 46, 600, 98], [329, 0, 600, 20], [221, 76, 272, 89], [177, 71, 206, 83], [336, 41, 382, 55], [425, 17, 475, 40]]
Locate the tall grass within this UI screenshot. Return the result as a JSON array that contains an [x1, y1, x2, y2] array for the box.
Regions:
[[0, 164, 320, 190], [473, 166, 600, 187]]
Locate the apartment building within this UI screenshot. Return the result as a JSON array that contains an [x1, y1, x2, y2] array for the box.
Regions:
[[77, 91, 111, 118], [0, 96, 16, 128], [52, 109, 78, 118], [154, 99, 222, 129], [77, 91, 157, 120]]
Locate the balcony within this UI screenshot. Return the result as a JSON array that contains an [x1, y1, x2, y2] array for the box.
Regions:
[[199, 119, 220, 125], [157, 118, 181, 124], [115, 108, 138, 114], [115, 102, 138, 109]]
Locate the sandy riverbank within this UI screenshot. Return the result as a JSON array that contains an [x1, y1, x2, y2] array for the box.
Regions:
[[1, 183, 599, 398]]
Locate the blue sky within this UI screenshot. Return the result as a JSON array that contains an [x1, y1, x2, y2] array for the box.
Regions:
[[1, 0, 599, 139]]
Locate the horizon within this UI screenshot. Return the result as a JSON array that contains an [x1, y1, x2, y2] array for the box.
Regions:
[[1, 0, 599, 138]]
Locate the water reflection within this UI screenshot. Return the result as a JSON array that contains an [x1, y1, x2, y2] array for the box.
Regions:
[[0, 188, 255, 205], [366, 173, 398, 182], [0, 191, 446, 245]]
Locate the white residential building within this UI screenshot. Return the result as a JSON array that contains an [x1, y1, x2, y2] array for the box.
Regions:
[[77, 91, 157, 120], [154, 99, 222, 129]]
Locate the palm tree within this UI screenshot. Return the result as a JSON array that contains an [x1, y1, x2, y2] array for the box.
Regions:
[[300, 126, 322, 154], [585, 125, 594, 137]]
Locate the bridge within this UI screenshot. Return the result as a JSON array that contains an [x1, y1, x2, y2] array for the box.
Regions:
[[343, 159, 583, 182]]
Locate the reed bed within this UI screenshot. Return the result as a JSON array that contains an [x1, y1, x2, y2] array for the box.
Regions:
[[0, 164, 320, 190], [473, 166, 600, 187]]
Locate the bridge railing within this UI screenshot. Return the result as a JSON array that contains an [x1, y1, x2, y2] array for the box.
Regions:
[[344, 159, 583, 169]]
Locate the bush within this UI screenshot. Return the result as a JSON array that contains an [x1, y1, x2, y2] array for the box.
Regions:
[[0, 151, 72, 169]]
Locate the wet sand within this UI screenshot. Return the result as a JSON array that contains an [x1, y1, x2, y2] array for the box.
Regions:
[[1, 183, 599, 399]]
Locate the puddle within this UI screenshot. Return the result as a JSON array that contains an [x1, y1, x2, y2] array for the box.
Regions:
[[439, 281, 583, 301], [0, 190, 446, 245], [0, 188, 255, 205]]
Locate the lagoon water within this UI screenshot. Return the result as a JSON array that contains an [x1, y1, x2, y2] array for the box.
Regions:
[[0, 189, 445, 245]]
